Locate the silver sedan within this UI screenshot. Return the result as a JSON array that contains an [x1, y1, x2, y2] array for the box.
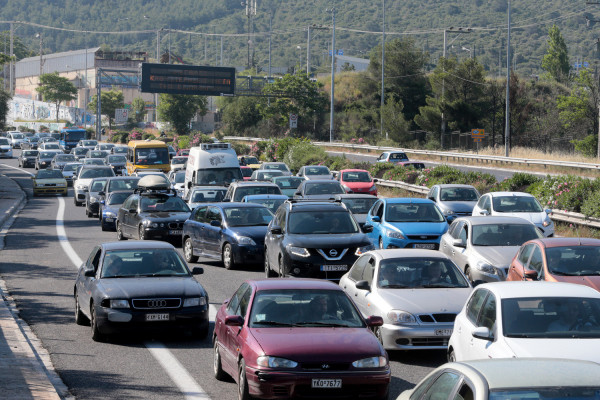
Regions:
[[339, 249, 471, 351]]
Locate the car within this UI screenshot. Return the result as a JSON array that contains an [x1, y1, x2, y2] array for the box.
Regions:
[[21, 136, 39, 150], [133, 169, 168, 178], [507, 237, 600, 290], [223, 181, 283, 202], [50, 153, 77, 170], [82, 158, 106, 166], [440, 216, 543, 284], [85, 177, 112, 218], [184, 186, 227, 209], [71, 147, 89, 161], [35, 151, 61, 170], [183, 202, 273, 269], [250, 169, 285, 182], [212, 279, 390, 399], [39, 142, 62, 152], [272, 176, 305, 198], [111, 145, 128, 155], [116, 176, 191, 241], [238, 155, 261, 170], [376, 151, 409, 164], [73, 166, 115, 206], [264, 200, 374, 279], [241, 194, 288, 214], [95, 142, 115, 152], [472, 192, 554, 237], [365, 198, 449, 250], [333, 194, 379, 227], [337, 169, 378, 196], [7, 131, 26, 148], [100, 191, 133, 231], [77, 139, 97, 150], [260, 161, 292, 176], [0, 137, 14, 158], [427, 184, 481, 222], [396, 358, 600, 400], [394, 161, 426, 170], [39, 136, 58, 144], [61, 162, 82, 186], [240, 166, 253, 181], [176, 148, 190, 157], [86, 149, 110, 159], [168, 170, 186, 196], [297, 165, 333, 180], [170, 156, 188, 171], [74, 241, 208, 342], [340, 249, 471, 350], [447, 281, 600, 363], [99, 176, 140, 200], [18, 149, 38, 167], [105, 154, 127, 175], [168, 145, 177, 159], [293, 179, 346, 199], [31, 169, 68, 197]]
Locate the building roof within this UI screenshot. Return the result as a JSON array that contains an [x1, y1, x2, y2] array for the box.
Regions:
[[16, 48, 100, 78]]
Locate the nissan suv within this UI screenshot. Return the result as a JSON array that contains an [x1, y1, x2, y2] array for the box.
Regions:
[[264, 200, 374, 280]]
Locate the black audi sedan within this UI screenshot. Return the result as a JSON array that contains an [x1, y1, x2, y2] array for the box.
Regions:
[[74, 241, 209, 342]]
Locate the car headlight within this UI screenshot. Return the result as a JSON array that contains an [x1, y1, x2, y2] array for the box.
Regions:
[[90, 196, 98, 203], [342, 185, 352, 192], [183, 297, 207, 307], [256, 356, 298, 369], [387, 310, 417, 325], [355, 244, 375, 255], [104, 211, 116, 218], [76, 184, 87, 190], [41, 161, 47, 165], [542, 217, 552, 227], [352, 356, 387, 368], [386, 229, 405, 239], [110, 299, 130, 309], [288, 246, 310, 257], [237, 236, 256, 246], [443, 209, 455, 215], [476, 260, 496, 274]]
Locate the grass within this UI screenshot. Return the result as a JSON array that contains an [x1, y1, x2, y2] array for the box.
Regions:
[[554, 221, 600, 239]]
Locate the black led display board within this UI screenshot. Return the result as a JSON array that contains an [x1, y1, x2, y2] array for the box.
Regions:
[[140, 63, 236, 96]]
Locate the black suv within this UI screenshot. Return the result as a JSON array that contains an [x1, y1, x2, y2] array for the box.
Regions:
[[264, 200, 374, 280]]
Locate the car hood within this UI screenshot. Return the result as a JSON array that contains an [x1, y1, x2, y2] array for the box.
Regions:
[[287, 233, 371, 247], [250, 327, 383, 362], [280, 189, 296, 197], [38, 157, 54, 162], [504, 337, 600, 363], [228, 225, 269, 241], [305, 175, 332, 180], [472, 246, 520, 267], [345, 182, 374, 190], [0, 145, 11, 150], [104, 204, 122, 214], [386, 221, 448, 235], [438, 201, 477, 213], [495, 212, 545, 225], [109, 162, 126, 167], [140, 211, 191, 221], [98, 277, 204, 298], [76, 178, 94, 186], [548, 275, 600, 291], [376, 287, 471, 315]]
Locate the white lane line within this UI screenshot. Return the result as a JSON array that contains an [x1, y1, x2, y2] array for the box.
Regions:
[[0, 163, 35, 176], [209, 304, 218, 321], [55, 197, 211, 399]]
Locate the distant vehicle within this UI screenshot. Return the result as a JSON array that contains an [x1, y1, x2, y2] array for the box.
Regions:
[[240, 166, 253, 181], [59, 128, 86, 152], [111, 145, 128, 155], [126, 140, 171, 176], [169, 170, 186, 196], [18, 150, 38, 167], [184, 143, 242, 195], [95, 143, 115, 152], [272, 176, 305, 198], [333, 194, 379, 227], [260, 161, 292, 176], [427, 184, 481, 222], [170, 156, 188, 171], [39, 142, 62, 152], [395, 161, 426, 170], [61, 162, 81, 186], [297, 165, 333, 180], [377, 151, 409, 163], [168, 145, 176, 159], [224, 181, 282, 202], [86, 150, 109, 159], [85, 177, 111, 217], [237, 155, 261, 170], [176, 149, 190, 157], [21, 136, 39, 150], [0, 137, 13, 158], [294, 179, 346, 199], [7, 131, 26, 148], [105, 154, 127, 175], [337, 169, 378, 196], [35, 151, 60, 170], [50, 153, 77, 170], [99, 191, 132, 231], [73, 166, 115, 206], [185, 186, 227, 209], [71, 147, 89, 161], [82, 158, 106, 166], [77, 139, 97, 151], [32, 169, 68, 197], [250, 169, 284, 182], [241, 194, 288, 214]]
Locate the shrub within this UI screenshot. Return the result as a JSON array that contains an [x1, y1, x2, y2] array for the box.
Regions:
[[283, 142, 328, 172], [231, 142, 251, 155], [493, 172, 541, 192], [581, 190, 600, 218], [177, 136, 190, 150], [572, 135, 597, 158], [369, 162, 397, 179], [142, 133, 154, 140], [528, 175, 599, 213]]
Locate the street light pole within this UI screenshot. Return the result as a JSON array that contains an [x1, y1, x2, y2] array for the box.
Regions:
[[381, 0, 386, 139], [329, 8, 336, 143], [306, 26, 310, 75], [505, 0, 511, 157], [9, 22, 14, 95]]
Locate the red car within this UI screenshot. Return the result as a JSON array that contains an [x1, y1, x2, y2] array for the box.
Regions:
[[241, 166, 253, 181], [213, 279, 390, 399], [337, 169, 378, 196], [176, 149, 190, 157]]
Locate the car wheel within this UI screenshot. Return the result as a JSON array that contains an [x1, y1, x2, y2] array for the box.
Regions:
[[139, 225, 146, 240], [379, 237, 385, 250], [264, 253, 275, 278], [184, 238, 198, 263], [74, 291, 88, 326], [116, 222, 127, 241], [448, 349, 456, 363], [90, 304, 105, 342], [238, 359, 252, 400], [213, 340, 228, 381], [222, 243, 235, 270]]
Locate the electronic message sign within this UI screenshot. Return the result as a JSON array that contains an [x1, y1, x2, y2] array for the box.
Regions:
[[140, 63, 236, 96]]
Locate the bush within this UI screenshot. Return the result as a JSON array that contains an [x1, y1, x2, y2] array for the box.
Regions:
[[493, 172, 541, 192], [142, 133, 154, 140], [369, 162, 397, 179], [231, 142, 251, 155], [581, 190, 600, 218], [572, 135, 597, 158], [283, 142, 328, 172], [528, 175, 599, 213], [177, 136, 190, 150], [382, 166, 420, 184]]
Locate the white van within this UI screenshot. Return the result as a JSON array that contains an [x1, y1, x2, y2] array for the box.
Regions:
[[184, 143, 242, 196]]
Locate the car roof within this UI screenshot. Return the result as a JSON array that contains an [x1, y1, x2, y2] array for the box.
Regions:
[[243, 194, 288, 200], [434, 184, 477, 189], [107, 176, 140, 181], [367, 249, 451, 261], [288, 201, 348, 212], [486, 191, 534, 197], [233, 181, 279, 187], [526, 237, 600, 248], [251, 278, 342, 291], [453, 216, 535, 226], [191, 186, 227, 191], [334, 194, 378, 199], [304, 179, 339, 184], [478, 281, 600, 298], [339, 169, 369, 173], [101, 241, 175, 251], [383, 197, 433, 204], [210, 202, 267, 209], [263, 162, 286, 165]]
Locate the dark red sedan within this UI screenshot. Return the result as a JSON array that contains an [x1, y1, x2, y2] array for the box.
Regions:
[[213, 279, 390, 399]]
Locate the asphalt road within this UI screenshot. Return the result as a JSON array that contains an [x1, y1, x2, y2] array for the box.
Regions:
[[0, 151, 446, 400]]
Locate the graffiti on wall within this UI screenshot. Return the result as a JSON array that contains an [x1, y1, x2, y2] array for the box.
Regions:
[[7, 98, 95, 125]]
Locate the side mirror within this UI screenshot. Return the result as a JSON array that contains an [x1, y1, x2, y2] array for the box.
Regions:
[[355, 280, 370, 291], [365, 315, 384, 327], [480, 210, 490, 216], [84, 269, 95, 277], [210, 220, 221, 227], [545, 209, 552, 214], [373, 178, 378, 183], [98, 191, 105, 196], [452, 238, 466, 248], [371, 216, 381, 223], [225, 315, 244, 327], [523, 269, 538, 280], [362, 225, 373, 233], [472, 326, 493, 341], [128, 208, 137, 214], [428, 196, 436, 202], [270, 227, 282, 235], [100, 200, 105, 205], [191, 267, 204, 275]]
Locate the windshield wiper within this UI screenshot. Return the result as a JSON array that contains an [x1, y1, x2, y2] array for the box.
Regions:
[[380, 284, 408, 288], [253, 320, 293, 327], [420, 284, 455, 288], [505, 333, 533, 338], [138, 273, 176, 277], [294, 321, 348, 327], [550, 270, 579, 276]]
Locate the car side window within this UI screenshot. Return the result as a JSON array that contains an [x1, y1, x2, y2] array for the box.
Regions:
[[86, 246, 101, 270], [130, 197, 139, 211], [122, 197, 132, 210], [225, 186, 233, 200], [207, 206, 222, 223], [238, 287, 252, 318], [476, 293, 496, 331], [421, 372, 461, 400], [517, 244, 535, 265], [448, 220, 463, 238], [453, 383, 474, 400], [349, 255, 370, 281], [90, 248, 102, 272], [458, 225, 468, 243], [227, 283, 249, 315], [466, 289, 488, 325], [376, 202, 384, 219], [482, 196, 491, 212], [370, 201, 381, 217], [363, 258, 375, 285], [527, 246, 543, 274], [431, 186, 439, 201], [410, 373, 438, 400], [194, 206, 208, 223]]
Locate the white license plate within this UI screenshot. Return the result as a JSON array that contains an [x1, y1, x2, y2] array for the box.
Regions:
[[320, 265, 348, 272], [414, 243, 436, 249], [105, 218, 114, 222], [146, 313, 169, 321], [311, 379, 342, 389], [435, 329, 453, 336], [169, 230, 183, 235]]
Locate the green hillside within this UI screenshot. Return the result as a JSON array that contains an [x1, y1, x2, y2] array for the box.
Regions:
[[0, 0, 597, 74]]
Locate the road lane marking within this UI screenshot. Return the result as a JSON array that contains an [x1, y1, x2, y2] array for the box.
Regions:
[[0, 163, 35, 176], [56, 197, 84, 267]]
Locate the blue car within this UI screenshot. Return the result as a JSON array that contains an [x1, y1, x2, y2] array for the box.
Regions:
[[99, 191, 133, 231], [182, 202, 274, 270], [365, 198, 449, 250], [241, 194, 288, 214]]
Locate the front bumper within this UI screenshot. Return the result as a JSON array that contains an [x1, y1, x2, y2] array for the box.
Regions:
[[102, 215, 117, 230], [0, 150, 13, 158], [87, 201, 100, 214], [38, 161, 51, 169], [74, 188, 87, 201], [140, 225, 184, 240], [284, 252, 359, 280], [379, 323, 455, 350], [33, 186, 67, 195], [382, 236, 440, 250]]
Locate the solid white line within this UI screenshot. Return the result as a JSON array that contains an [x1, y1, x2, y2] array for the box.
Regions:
[[56, 197, 84, 267], [209, 304, 218, 322], [0, 163, 35, 176]]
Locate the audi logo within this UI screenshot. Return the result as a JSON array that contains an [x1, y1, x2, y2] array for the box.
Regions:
[[147, 300, 167, 308], [328, 249, 338, 257]]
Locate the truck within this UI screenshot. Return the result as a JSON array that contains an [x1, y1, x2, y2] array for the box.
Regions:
[[184, 142, 242, 197]]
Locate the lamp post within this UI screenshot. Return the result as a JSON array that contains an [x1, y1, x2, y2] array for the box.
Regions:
[[35, 32, 44, 101], [381, 0, 386, 139], [505, 0, 511, 157], [296, 45, 302, 74], [328, 7, 336, 143], [461, 46, 472, 59]]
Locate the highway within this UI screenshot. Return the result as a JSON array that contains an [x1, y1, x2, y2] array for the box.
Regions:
[[0, 154, 445, 399]]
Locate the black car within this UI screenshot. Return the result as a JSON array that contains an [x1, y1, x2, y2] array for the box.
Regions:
[[293, 179, 346, 199], [35, 151, 60, 170], [182, 202, 273, 269], [85, 177, 112, 217], [100, 176, 140, 198], [105, 154, 127, 175], [117, 189, 191, 242], [51, 153, 77, 170], [71, 147, 89, 161], [223, 181, 282, 202], [18, 150, 39, 168], [74, 241, 209, 342], [264, 200, 374, 280]]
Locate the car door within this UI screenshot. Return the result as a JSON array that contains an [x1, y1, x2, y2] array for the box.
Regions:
[[354, 257, 376, 315], [123, 196, 139, 237], [190, 206, 209, 253], [78, 246, 102, 315], [508, 243, 535, 281], [366, 200, 384, 245], [469, 291, 501, 359], [441, 220, 464, 259], [266, 207, 285, 268], [342, 255, 370, 314], [453, 222, 470, 271], [204, 206, 224, 256], [220, 283, 251, 371], [453, 288, 489, 361], [523, 245, 545, 281]]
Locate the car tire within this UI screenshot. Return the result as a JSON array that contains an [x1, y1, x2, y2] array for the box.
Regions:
[[74, 291, 88, 326], [184, 237, 198, 263], [238, 359, 252, 400], [222, 243, 235, 270], [90, 304, 105, 342], [264, 253, 275, 278], [116, 222, 127, 241], [379, 237, 385, 250], [448, 349, 456, 363], [139, 225, 146, 240]]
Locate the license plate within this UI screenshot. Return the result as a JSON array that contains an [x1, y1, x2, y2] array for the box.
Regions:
[[105, 218, 114, 222], [169, 230, 183, 235], [320, 265, 348, 272], [414, 243, 436, 249], [311, 379, 342, 389], [435, 329, 453, 336], [146, 313, 169, 321]]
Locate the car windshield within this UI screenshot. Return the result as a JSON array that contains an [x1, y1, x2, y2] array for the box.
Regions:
[[135, 148, 169, 165], [107, 155, 126, 163], [195, 168, 243, 186], [545, 246, 600, 276], [489, 388, 600, 400], [502, 297, 600, 338], [385, 203, 445, 222], [88, 151, 106, 158], [141, 196, 190, 212], [79, 169, 114, 179], [108, 179, 138, 191], [40, 152, 55, 158], [99, 144, 113, 150], [172, 157, 187, 164], [377, 258, 469, 288], [173, 172, 186, 183], [73, 148, 88, 155], [233, 186, 281, 202], [36, 170, 63, 179], [341, 197, 378, 214], [82, 140, 97, 146], [241, 168, 253, 178], [108, 192, 131, 205], [44, 143, 60, 149], [245, 198, 286, 214], [493, 196, 543, 213], [342, 171, 372, 182], [274, 177, 304, 189], [244, 156, 259, 164], [101, 249, 190, 278], [440, 187, 479, 202], [113, 147, 127, 154], [289, 211, 359, 234], [55, 154, 75, 162], [84, 159, 105, 165], [191, 189, 226, 203], [249, 289, 365, 328], [63, 164, 79, 172], [23, 151, 38, 157], [472, 224, 542, 246], [305, 166, 330, 175], [389, 152, 408, 161], [305, 182, 345, 195], [224, 207, 273, 227], [264, 163, 290, 172], [12, 133, 24, 139], [257, 171, 283, 180], [0, 138, 8, 145], [90, 180, 107, 192]]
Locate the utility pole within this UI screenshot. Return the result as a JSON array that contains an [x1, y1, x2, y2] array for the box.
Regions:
[[244, 0, 257, 69], [268, 14, 272, 77], [9, 22, 14, 95], [381, 0, 386, 139], [156, 28, 161, 120], [168, 27, 171, 64], [220, 36, 223, 66], [84, 30, 88, 127], [307, 26, 311, 75], [329, 8, 336, 143], [505, 0, 511, 157], [36, 32, 44, 101]]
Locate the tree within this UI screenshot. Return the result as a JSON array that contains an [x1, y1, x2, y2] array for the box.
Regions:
[[541, 25, 570, 83], [220, 96, 262, 135], [0, 31, 32, 60], [36, 72, 77, 123], [381, 95, 410, 143], [157, 94, 207, 135], [88, 89, 125, 130], [131, 97, 147, 123], [0, 88, 11, 130]]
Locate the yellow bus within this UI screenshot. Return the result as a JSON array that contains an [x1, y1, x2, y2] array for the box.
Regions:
[[126, 140, 171, 175]]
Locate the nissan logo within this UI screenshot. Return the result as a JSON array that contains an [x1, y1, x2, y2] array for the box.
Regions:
[[328, 249, 338, 257], [148, 300, 167, 308], [321, 364, 330, 369]]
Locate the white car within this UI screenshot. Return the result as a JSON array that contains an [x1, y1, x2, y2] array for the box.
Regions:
[[170, 156, 188, 171], [471, 192, 554, 237], [0, 137, 13, 158], [7, 131, 26, 148], [448, 281, 600, 363], [296, 165, 333, 180], [261, 162, 292, 176], [73, 166, 115, 206]]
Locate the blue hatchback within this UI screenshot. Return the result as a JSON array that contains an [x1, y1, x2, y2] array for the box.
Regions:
[[99, 191, 133, 231], [365, 198, 448, 250]]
